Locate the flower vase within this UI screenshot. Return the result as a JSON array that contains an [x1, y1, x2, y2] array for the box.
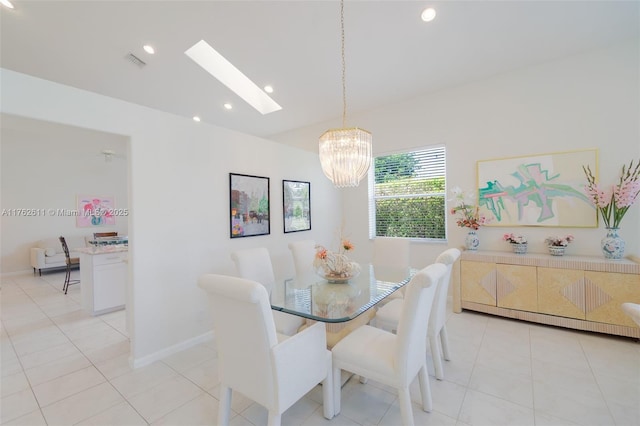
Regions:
[[601, 228, 625, 260], [548, 246, 565, 256], [465, 230, 479, 251], [511, 243, 528, 254]]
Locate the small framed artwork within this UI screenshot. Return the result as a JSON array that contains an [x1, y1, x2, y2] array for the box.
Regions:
[[76, 195, 116, 227], [283, 180, 311, 233], [477, 148, 598, 227], [229, 173, 270, 238]]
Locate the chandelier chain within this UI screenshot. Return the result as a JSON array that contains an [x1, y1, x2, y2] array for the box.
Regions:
[[340, 0, 347, 128]]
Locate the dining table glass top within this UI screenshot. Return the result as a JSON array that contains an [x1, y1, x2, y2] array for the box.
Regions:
[[271, 264, 417, 323]]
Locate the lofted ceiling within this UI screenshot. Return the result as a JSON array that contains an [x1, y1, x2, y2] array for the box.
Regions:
[[1, 1, 638, 143]]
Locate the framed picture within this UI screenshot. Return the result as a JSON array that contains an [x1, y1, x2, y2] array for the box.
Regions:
[[229, 173, 270, 238], [477, 149, 598, 227], [76, 195, 116, 227], [283, 180, 311, 233]]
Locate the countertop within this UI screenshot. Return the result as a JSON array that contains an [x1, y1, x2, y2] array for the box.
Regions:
[[77, 245, 128, 255]]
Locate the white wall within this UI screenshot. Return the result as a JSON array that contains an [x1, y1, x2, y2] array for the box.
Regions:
[[1, 114, 129, 272], [273, 40, 640, 264], [0, 69, 342, 366]]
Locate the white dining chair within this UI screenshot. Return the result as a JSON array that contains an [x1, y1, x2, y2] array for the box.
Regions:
[[374, 248, 460, 380], [331, 263, 446, 426], [198, 274, 334, 426], [622, 302, 640, 327], [288, 239, 316, 277], [231, 247, 305, 336], [373, 237, 411, 300]]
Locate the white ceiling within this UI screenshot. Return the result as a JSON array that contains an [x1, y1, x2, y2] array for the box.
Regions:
[[1, 1, 638, 140]]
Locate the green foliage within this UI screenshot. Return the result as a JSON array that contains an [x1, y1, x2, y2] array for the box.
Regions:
[[374, 177, 446, 239], [375, 153, 419, 183]]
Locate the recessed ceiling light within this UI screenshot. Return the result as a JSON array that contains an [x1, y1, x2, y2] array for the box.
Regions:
[[193, 116, 201, 122], [223, 103, 233, 110], [264, 85, 274, 94], [0, 0, 15, 9], [143, 45, 155, 54], [185, 40, 282, 115], [421, 7, 436, 22]]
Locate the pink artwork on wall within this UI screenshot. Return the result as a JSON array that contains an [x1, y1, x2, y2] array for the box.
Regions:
[[76, 195, 116, 227]]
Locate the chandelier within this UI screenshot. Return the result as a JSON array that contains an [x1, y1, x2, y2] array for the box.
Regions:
[[319, 0, 372, 188]]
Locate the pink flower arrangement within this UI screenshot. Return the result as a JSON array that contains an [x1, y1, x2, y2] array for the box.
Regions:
[[545, 235, 574, 247], [583, 160, 640, 228], [503, 233, 527, 244], [450, 186, 489, 230]]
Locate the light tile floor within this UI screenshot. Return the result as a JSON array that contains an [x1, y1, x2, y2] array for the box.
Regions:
[[2, 271, 639, 425]]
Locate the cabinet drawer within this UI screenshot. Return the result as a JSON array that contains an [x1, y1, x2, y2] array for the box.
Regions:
[[92, 253, 127, 266]]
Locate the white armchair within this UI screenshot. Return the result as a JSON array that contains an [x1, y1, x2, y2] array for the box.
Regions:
[[622, 302, 640, 327], [231, 247, 305, 336], [373, 237, 410, 300], [331, 263, 446, 426], [287, 239, 316, 277], [198, 274, 334, 425], [374, 248, 460, 380]]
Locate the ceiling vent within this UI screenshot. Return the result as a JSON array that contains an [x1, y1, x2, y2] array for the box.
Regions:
[[125, 52, 146, 68]]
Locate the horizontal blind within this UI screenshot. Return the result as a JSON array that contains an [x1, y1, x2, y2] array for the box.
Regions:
[[369, 146, 446, 239]]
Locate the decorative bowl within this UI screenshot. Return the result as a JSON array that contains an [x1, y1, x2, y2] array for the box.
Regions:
[[316, 262, 361, 283]]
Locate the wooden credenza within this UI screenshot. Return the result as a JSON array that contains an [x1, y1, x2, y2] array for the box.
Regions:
[[452, 250, 640, 338]]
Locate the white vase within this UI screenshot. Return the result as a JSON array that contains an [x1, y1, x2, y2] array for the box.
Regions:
[[601, 228, 625, 260], [548, 246, 566, 256], [465, 230, 479, 251], [511, 243, 528, 254]]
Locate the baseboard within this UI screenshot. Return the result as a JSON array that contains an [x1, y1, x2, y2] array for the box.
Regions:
[[130, 330, 215, 369], [1, 269, 35, 278]]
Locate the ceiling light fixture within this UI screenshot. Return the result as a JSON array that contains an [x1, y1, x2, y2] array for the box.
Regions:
[[318, 0, 372, 188], [264, 85, 274, 94], [143, 45, 155, 54], [421, 7, 436, 22], [193, 116, 201, 122], [185, 40, 282, 115], [0, 0, 14, 9], [223, 103, 233, 110]]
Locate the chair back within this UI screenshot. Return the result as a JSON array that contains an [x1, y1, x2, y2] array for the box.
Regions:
[[288, 240, 316, 277], [59, 236, 71, 263], [394, 263, 446, 381], [231, 247, 276, 295], [373, 237, 410, 269], [198, 274, 278, 408], [429, 248, 461, 336]]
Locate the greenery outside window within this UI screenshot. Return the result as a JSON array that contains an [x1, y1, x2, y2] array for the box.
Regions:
[[368, 146, 446, 240]]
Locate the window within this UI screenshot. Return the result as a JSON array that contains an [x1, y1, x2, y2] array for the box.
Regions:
[[368, 146, 446, 240]]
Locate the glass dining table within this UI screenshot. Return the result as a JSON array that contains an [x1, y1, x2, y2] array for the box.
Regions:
[[271, 264, 417, 323]]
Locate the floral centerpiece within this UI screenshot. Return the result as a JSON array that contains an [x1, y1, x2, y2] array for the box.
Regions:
[[584, 159, 640, 259], [503, 233, 528, 254], [313, 238, 360, 283], [450, 186, 489, 230], [545, 235, 574, 247], [545, 235, 574, 256], [583, 160, 640, 229]]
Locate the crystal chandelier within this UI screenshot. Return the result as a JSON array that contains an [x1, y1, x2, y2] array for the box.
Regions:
[[319, 0, 372, 188]]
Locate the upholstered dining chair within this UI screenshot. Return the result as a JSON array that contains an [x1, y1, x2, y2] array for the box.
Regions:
[[59, 236, 80, 294], [374, 248, 461, 380], [373, 237, 411, 300], [287, 239, 316, 277], [331, 263, 446, 426], [231, 247, 305, 336], [198, 274, 334, 426]]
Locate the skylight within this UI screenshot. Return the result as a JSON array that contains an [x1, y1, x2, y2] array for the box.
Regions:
[[185, 40, 282, 115]]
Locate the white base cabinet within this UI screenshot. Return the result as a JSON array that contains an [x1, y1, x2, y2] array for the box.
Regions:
[[80, 251, 127, 316]]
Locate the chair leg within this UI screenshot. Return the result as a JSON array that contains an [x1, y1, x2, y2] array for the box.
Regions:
[[63, 265, 71, 294], [398, 387, 415, 426], [218, 386, 232, 426], [430, 334, 444, 380], [418, 364, 433, 412], [322, 353, 334, 419], [333, 367, 342, 415], [440, 326, 451, 361], [267, 412, 281, 426]]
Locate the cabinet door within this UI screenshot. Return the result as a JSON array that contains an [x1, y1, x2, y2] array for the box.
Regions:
[[585, 271, 640, 327], [538, 267, 585, 320], [496, 264, 537, 312], [93, 262, 127, 313], [461, 261, 496, 306]]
